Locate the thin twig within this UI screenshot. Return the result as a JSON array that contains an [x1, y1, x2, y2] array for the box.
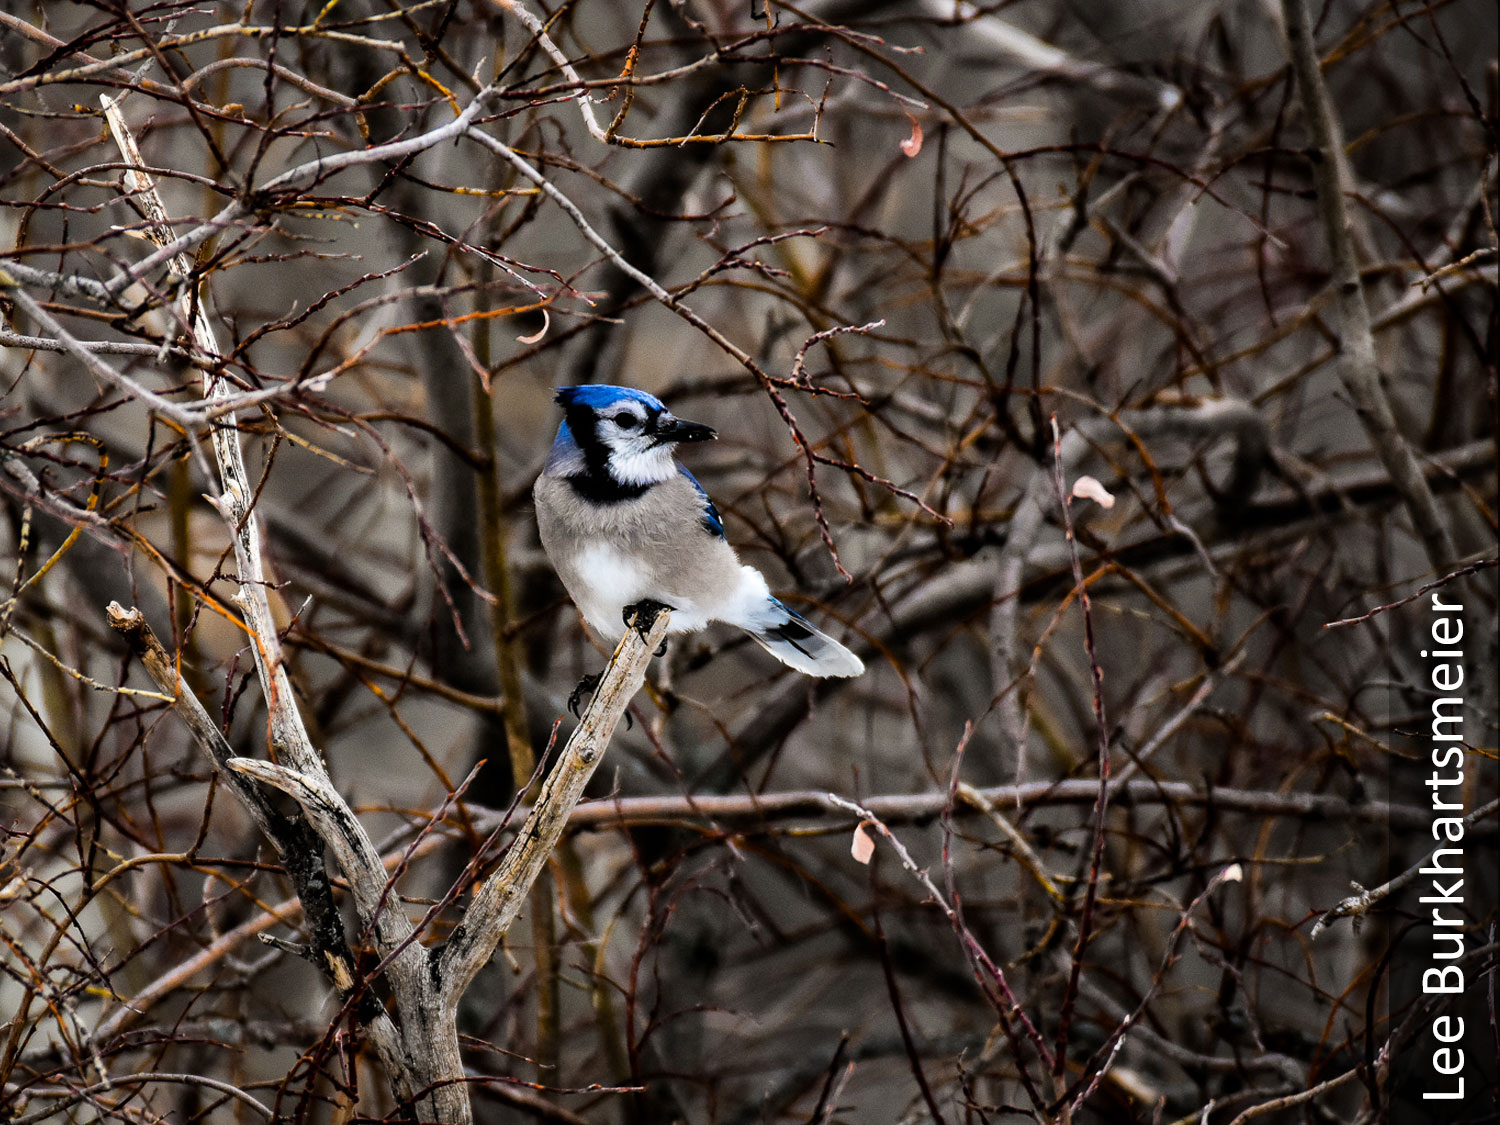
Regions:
[[1223, 1060, 1366, 1125], [9, 1071, 273, 1124], [1323, 558, 1497, 629], [1047, 413, 1112, 1084], [1311, 798, 1499, 937]]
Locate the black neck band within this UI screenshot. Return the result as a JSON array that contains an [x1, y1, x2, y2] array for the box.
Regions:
[[566, 470, 652, 504]]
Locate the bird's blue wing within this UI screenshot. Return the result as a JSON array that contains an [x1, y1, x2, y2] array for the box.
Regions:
[[679, 467, 725, 540]]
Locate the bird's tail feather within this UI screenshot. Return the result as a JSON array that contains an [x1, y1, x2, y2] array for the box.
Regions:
[[746, 599, 864, 678]]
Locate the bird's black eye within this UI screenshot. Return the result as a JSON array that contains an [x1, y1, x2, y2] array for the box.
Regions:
[[612, 413, 639, 430]]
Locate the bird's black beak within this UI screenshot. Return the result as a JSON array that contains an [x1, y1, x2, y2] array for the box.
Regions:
[[649, 416, 717, 445]]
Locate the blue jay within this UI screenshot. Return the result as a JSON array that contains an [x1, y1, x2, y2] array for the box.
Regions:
[[533, 385, 864, 685]]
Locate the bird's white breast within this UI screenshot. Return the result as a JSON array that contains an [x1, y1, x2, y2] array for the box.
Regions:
[[570, 540, 651, 637]]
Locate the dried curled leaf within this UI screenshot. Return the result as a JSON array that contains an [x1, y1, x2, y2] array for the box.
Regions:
[[1070, 474, 1115, 509], [517, 308, 550, 344], [900, 114, 923, 158]]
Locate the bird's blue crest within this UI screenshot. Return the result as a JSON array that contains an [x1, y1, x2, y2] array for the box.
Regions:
[[554, 385, 665, 413]]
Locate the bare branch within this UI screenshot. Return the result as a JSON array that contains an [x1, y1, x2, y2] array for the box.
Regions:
[[438, 608, 671, 1000]]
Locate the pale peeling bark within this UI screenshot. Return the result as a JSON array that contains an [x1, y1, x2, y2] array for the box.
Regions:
[[98, 93, 649, 1124]]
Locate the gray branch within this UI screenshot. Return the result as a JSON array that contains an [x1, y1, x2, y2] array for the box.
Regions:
[[1278, 0, 1458, 572]]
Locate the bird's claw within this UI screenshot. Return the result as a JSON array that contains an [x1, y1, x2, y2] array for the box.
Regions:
[[622, 599, 672, 643], [567, 671, 602, 718], [571, 602, 668, 721]]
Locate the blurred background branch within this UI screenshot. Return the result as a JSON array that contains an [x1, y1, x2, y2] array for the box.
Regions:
[[1, 1, 1495, 1121]]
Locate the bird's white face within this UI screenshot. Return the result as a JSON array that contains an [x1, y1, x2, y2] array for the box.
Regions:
[[592, 399, 680, 485], [546, 386, 717, 485]]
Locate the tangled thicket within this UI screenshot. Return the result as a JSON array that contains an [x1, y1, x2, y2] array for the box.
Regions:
[[1, 1, 1496, 1122]]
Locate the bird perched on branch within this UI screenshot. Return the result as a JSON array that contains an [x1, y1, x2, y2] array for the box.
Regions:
[[534, 385, 864, 695]]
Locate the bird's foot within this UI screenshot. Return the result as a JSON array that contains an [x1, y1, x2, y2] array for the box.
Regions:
[[622, 599, 672, 645], [567, 671, 602, 718]]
